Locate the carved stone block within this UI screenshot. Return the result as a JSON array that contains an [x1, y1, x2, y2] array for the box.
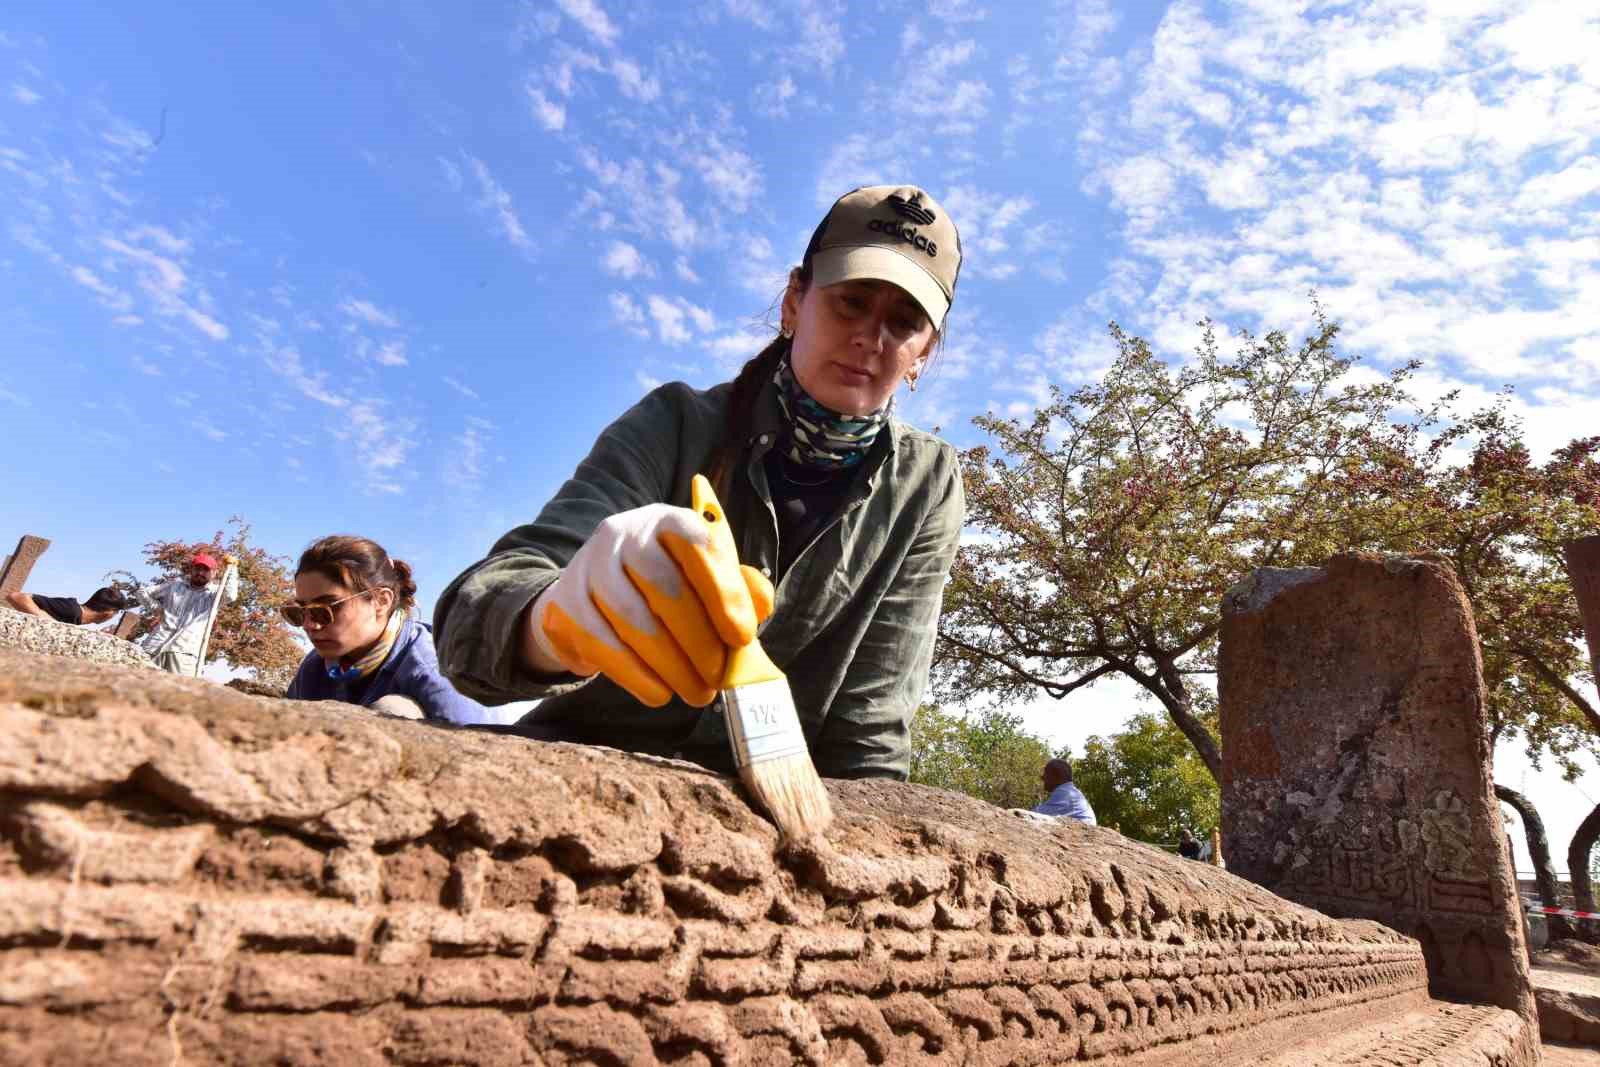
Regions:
[[0, 534, 49, 596], [0, 647, 1537, 1065], [1220, 553, 1535, 1020]]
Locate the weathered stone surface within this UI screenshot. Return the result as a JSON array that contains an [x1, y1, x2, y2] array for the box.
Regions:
[[111, 610, 142, 640], [0, 606, 156, 670], [1220, 553, 1536, 1023], [0, 648, 1533, 1065], [1532, 945, 1600, 1048], [0, 534, 49, 596]]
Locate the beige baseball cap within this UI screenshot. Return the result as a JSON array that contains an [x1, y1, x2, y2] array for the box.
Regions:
[[806, 184, 962, 330]]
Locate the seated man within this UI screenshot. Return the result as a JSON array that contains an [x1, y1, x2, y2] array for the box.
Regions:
[[5, 586, 130, 626], [1034, 758, 1097, 824]]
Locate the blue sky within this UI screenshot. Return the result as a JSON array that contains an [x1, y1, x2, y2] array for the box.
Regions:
[[4, 2, 1598, 871]]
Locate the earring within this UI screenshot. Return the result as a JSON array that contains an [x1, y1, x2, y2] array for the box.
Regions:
[[780, 325, 793, 339], [906, 375, 918, 392]]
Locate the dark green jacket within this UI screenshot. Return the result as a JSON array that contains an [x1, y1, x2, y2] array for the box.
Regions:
[[433, 377, 964, 779]]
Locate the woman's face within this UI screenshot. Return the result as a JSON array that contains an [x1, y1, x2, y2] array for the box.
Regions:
[[292, 571, 393, 662], [782, 275, 937, 416]]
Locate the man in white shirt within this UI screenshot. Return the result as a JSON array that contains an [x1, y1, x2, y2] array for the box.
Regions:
[[1033, 758, 1097, 824], [136, 550, 238, 675]]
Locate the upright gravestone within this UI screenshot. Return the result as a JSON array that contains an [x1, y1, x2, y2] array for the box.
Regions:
[[1219, 553, 1534, 1019], [0, 535, 51, 597]]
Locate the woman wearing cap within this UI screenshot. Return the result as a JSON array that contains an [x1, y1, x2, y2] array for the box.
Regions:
[[284, 535, 485, 724], [435, 185, 964, 780]]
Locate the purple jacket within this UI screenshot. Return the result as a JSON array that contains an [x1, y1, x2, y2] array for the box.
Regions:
[[286, 613, 485, 724]]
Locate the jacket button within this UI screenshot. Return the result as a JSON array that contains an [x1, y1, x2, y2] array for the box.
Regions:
[[758, 434, 770, 445]]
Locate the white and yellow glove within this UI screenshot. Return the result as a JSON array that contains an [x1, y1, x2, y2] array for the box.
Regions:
[[525, 475, 775, 707]]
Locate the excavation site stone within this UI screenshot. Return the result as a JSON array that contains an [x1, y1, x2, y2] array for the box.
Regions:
[[0, 605, 156, 670], [1220, 553, 1536, 1027], [0, 647, 1538, 1065]]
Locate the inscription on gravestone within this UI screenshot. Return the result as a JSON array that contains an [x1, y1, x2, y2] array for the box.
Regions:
[[0, 535, 50, 597], [1219, 553, 1534, 1019]]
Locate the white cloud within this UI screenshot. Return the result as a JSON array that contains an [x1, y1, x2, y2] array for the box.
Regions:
[[100, 232, 229, 341], [548, 43, 604, 96], [445, 416, 494, 491], [603, 240, 652, 279], [576, 146, 698, 249], [340, 298, 400, 329], [69, 265, 133, 312], [753, 76, 797, 118], [609, 57, 660, 102], [338, 400, 417, 494], [10, 84, 40, 105], [1515, 157, 1600, 212], [466, 154, 533, 252], [647, 295, 690, 344], [555, 0, 619, 47], [674, 256, 700, 284], [190, 416, 228, 442], [609, 291, 649, 337], [443, 375, 481, 401], [438, 156, 463, 191], [1073, 0, 1600, 425], [928, 0, 987, 23], [796, 9, 844, 75], [374, 340, 409, 367], [941, 185, 1035, 279], [526, 85, 566, 131], [644, 294, 714, 345], [690, 136, 762, 213]]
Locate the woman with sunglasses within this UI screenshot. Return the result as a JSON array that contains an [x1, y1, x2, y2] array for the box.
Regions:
[[283, 535, 484, 723]]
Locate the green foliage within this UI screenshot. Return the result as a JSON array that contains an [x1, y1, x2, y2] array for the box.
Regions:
[[1368, 406, 1600, 779], [937, 301, 1600, 793], [1074, 710, 1220, 846], [939, 305, 1421, 779], [126, 516, 303, 672], [908, 705, 1063, 811]]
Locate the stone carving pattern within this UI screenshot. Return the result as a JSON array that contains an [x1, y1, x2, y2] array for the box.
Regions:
[[0, 651, 1529, 1066], [1274, 789, 1495, 919]]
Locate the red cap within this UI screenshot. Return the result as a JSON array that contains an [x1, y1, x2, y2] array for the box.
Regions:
[[191, 552, 219, 571]]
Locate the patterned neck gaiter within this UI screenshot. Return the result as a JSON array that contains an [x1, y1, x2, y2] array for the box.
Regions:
[[773, 355, 892, 470], [326, 607, 407, 681]]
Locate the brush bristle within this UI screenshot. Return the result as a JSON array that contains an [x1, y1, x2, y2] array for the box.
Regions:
[[739, 753, 834, 840]]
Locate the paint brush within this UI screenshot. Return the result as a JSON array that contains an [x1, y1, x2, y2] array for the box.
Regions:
[[690, 476, 834, 841]]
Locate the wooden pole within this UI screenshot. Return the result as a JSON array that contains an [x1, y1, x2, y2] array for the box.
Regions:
[[193, 562, 236, 678], [1209, 828, 1224, 868]]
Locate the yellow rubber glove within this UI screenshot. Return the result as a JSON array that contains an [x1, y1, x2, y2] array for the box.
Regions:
[[528, 475, 774, 707]]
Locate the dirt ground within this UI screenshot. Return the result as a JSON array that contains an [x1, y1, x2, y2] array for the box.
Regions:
[[1541, 1041, 1600, 1065]]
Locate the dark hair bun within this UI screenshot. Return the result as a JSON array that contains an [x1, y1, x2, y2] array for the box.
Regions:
[[391, 559, 418, 605]]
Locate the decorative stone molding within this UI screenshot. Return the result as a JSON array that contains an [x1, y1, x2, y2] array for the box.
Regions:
[[0, 649, 1536, 1065]]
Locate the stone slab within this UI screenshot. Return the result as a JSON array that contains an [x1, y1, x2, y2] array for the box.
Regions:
[[0, 607, 155, 670], [0, 648, 1534, 1065], [1220, 553, 1536, 1022], [0, 534, 49, 596]]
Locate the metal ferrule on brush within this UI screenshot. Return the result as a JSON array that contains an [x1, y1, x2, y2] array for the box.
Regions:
[[723, 679, 808, 769]]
